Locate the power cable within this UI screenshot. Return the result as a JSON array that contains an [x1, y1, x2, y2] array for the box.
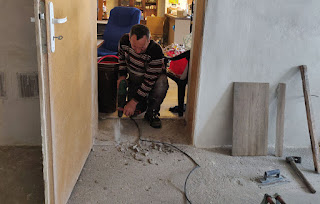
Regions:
[[130, 117, 200, 204]]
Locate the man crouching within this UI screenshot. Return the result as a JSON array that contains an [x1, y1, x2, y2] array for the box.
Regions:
[[117, 24, 168, 128]]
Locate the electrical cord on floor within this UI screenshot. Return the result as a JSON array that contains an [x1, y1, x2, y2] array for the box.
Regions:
[[130, 117, 200, 204]]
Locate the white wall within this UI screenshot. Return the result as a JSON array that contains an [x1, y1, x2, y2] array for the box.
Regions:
[[194, 0, 320, 148], [0, 0, 41, 145]]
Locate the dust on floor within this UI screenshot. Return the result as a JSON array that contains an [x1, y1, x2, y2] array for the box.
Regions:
[[68, 141, 320, 204], [0, 146, 44, 204]]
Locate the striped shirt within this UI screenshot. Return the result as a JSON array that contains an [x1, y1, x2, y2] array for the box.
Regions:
[[118, 34, 165, 103]]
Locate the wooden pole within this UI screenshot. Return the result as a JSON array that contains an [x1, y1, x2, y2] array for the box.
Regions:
[[299, 65, 320, 173], [275, 83, 286, 157]]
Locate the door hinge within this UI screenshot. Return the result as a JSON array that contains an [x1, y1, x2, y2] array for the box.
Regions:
[[39, 13, 45, 20]]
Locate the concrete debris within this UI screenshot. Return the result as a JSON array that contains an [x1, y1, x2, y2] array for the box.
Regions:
[[117, 146, 126, 153], [148, 158, 155, 164], [131, 144, 140, 152], [133, 153, 144, 161], [114, 140, 178, 165], [142, 152, 149, 157]]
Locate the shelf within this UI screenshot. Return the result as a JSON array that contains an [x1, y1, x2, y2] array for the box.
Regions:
[[118, 0, 158, 17]]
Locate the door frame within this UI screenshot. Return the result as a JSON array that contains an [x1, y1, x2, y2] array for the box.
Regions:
[[186, 0, 206, 145], [34, 0, 55, 203]]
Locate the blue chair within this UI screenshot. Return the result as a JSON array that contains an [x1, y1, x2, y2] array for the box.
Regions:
[[98, 7, 141, 56]]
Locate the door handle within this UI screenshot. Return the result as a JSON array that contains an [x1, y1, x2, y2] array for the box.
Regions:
[[53, 17, 67, 24], [48, 2, 67, 53]]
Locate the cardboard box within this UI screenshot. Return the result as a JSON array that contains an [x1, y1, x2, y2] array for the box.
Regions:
[[177, 10, 184, 18]]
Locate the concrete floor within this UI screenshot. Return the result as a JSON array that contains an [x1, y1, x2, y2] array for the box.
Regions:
[[2, 122, 320, 204], [67, 119, 320, 204], [0, 146, 44, 204]]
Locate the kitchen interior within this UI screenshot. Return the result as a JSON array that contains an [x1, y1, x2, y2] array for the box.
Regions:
[[97, 0, 194, 118]]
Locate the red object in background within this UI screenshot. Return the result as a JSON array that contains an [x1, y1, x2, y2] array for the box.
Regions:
[[166, 50, 188, 77], [168, 58, 188, 76]]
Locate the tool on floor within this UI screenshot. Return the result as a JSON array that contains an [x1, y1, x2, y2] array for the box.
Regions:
[[258, 169, 289, 187], [274, 193, 286, 204], [117, 79, 142, 117], [261, 194, 275, 204], [117, 79, 127, 117], [261, 194, 286, 204], [286, 156, 316, 193]]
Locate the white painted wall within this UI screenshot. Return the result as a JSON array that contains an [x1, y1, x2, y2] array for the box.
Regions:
[[0, 0, 41, 145], [194, 0, 320, 148]]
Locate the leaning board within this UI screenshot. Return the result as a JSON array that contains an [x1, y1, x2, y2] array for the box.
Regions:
[[232, 82, 269, 156]]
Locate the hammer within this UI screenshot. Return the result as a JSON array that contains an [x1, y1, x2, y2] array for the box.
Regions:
[[286, 156, 316, 193]]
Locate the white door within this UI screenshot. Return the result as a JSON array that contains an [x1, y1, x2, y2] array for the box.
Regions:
[[34, 0, 97, 203]]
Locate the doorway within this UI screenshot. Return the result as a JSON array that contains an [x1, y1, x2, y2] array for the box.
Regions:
[[34, 0, 206, 202], [95, 0, 198, 145]]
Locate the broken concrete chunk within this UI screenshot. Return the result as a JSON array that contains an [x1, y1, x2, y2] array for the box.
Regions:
[[148, 158, 155, 164], [142, 152, 149, 157], [131, 144, 141, 152], [118, 147, 126, 152], [134, 153, 144, 161]]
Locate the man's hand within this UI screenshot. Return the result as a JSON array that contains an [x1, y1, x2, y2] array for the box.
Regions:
[[124, 99, 138, 117], [117, 76, 127, 89]]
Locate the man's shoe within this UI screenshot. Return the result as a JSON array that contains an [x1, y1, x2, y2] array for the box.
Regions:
[[144, 110, 162, 128]]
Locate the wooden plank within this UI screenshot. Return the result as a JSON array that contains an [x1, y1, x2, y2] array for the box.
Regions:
[[232, 82, 269, 156], [275, 83, 286, 157], [299, 65, 320, 173]]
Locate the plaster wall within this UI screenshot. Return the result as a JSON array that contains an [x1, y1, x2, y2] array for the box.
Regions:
[[194, 0, 320, 148], [0, 1, 41, 145]]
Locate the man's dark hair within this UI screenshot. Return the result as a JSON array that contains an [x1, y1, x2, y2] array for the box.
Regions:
[[129, 24, 150, 40]]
